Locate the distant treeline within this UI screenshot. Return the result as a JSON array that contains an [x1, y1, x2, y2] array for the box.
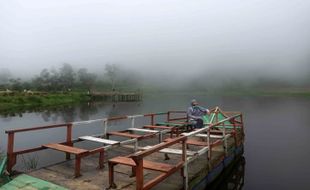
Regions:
[[0, 63, 141, 93]]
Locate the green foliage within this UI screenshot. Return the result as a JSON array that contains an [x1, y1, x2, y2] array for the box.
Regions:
[[0, 92, 91, 112]]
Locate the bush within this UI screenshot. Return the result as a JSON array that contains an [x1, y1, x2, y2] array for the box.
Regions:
[[26, 96, 42, 104]]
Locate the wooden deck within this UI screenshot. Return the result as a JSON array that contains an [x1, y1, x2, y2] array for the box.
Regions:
[[4, 108, 244, 190], [26, 134, 241, 190]]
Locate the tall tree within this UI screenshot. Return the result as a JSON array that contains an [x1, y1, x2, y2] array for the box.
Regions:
[[78, 68, 97, 92], [59, 63, 75, 91]]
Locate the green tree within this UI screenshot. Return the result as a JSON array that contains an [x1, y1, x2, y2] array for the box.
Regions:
[[9, 78, 23, 91], [59, 63, 75, 91], [78, 68, 97, 92]]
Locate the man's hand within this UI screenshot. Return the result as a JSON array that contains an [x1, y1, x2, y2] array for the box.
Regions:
[[207, 110, 210, 115]]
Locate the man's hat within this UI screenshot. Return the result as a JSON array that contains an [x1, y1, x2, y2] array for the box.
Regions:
[[191, 99, 198, 105]]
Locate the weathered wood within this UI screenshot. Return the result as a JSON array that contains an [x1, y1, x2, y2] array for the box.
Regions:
[[42, 143, 91, 177], [43, 143, 88, 155], [134, 157, 144, 190], [107, 131, 142, 139], [140, 146, 196, 156], [110, 157, 175, 173], [143, 161, 174, 173], [109, 157, 136, 166], [75, 156, 82, 177], [186, 139, 208, 146], [191, 133, 223, 139], [99, 151, 104, 169], [143, 125, 172, 130], [143, 125, 178, 137], [5, 123, 68, 134], [66, 124, 73, 160], [127, 128, 159, 133], [79, 136, 119, 145], [143, 162, 184, 190], [134, 136, 186, 158], [7, 132, 15, 173]]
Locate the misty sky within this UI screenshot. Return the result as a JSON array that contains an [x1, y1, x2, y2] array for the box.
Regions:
[[0, 0, 310, 81]]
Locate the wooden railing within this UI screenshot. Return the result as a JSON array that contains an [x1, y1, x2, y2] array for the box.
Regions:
[[4, 111, 188, 173]]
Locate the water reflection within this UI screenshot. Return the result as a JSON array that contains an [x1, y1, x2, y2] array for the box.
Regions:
[[207, 156, 245, 190], [0, 102, 103, 122]]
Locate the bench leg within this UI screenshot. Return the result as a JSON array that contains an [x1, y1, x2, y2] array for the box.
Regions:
[[99, 151, 104, 169], [130, 166, 136, 177], [66, 153, 71, 160], [75, 155, 82, 177], [109, 163, 116, 188]]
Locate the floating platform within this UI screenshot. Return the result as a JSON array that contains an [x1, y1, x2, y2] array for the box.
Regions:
[[2, 107, 244, 190]]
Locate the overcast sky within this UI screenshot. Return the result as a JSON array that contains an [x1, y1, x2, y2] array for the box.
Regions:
[[0, 0, 310, 81]]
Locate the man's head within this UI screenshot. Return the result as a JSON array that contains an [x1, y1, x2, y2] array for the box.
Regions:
[[191, 99, 198, 106]]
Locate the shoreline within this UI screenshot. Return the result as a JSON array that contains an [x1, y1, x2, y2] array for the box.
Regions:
[[0, 92, 91, 113], [1, 88, 309, 114]]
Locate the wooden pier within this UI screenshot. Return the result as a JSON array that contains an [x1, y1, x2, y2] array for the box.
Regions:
[[90, 91, 142, 102], [3, 108, 244, 190]]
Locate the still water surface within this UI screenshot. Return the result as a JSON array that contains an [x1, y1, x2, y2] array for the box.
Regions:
[[1, 94, 309, 190]]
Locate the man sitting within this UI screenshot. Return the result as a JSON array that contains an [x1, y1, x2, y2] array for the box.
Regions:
[[187, 99, 210, 128]]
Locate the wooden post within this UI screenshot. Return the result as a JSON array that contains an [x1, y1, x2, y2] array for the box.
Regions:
[[99, 151, 104, 169], [131, 117, 135, 128], [182, 139, 188, 190], [240, 114, 245, 139], [7, 132, 15, 173], [207, 128, 212, 169], [133, 157, 143, 190], [103, 120, 108, 137], [109, 163, 116, 188], [66, 123, 73, 160], [151, 115, 154, 126], [222, 121, 227, 156], [232, 118, 238, 147], [167, 112, 170, 122], [75, 155, 82, 177]]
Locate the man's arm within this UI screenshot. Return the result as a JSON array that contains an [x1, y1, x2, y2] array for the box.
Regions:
[[187, 107, 200, 120], [197, 106, 210, 115]]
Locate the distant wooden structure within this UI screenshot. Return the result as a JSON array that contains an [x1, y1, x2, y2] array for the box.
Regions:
[[90, 91, 142, 102]]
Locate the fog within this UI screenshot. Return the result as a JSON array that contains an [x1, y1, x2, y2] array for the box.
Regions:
[[1, 0, 310, 87]]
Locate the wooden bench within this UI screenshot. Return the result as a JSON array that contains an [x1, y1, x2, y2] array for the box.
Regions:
[[156, 122, 193, 132], [127, 128, 159, 133], [108, 136, 187, 190], [140, 146, 197, 156], [164, 138, 209, 146], [43, 143, 88, 177], [107, 130, 158, 140], [79, 136, 120, 145], [43, 143, 105, 177], [109, 156, 175, 172], [107, 131, 142, 139], [143, 125, 179, 137]]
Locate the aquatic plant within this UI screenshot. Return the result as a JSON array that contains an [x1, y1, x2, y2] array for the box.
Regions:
[[21, 154, 39, 171]]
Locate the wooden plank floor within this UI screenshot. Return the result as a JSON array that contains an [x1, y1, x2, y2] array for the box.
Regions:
[[27, 134, 241, 190]]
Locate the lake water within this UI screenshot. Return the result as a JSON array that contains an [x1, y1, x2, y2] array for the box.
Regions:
[[1, 94, 310, 190]]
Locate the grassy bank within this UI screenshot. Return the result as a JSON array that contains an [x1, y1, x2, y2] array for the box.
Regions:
[[0, 92, 91, 112]]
